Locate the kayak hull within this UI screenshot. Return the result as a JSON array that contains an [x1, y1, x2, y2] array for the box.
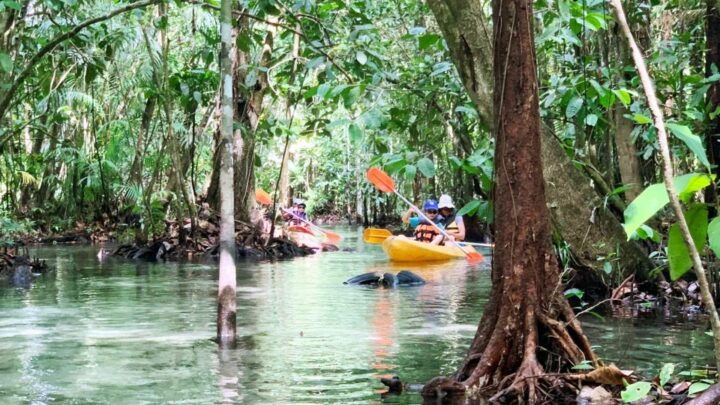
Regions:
[[381, 235, 477, 262], [287, 230, 323, 250]]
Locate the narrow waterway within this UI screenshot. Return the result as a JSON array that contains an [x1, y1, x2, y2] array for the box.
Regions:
[[0, 227, 713, 403]]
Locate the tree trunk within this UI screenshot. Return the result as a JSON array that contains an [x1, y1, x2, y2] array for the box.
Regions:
[[233, 18, 276, 222], [423, 0, 596, 400], [614, 104, 642, 201], [206, 15, 276, 221], [706, 0, 720, 205], [130, 95, 156, 185], [427, 0, 650, 276], [217, 0, 237, 347], [277, 27, 300, 210], [278, 144, 292, 207], [611, 15, 644, 203]]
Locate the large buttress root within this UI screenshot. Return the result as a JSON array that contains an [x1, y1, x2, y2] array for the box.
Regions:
[[422, 259, 598, 402]]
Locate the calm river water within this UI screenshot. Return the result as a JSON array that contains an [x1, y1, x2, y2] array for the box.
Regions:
[[0, 227, 713, 403]]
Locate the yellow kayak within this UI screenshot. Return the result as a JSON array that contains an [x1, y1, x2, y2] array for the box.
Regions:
[[381, 235, 478, 262]]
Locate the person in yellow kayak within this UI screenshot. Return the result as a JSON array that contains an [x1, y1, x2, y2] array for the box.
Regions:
[[437, 194, 465, 244], [402, 199, 445, 244]]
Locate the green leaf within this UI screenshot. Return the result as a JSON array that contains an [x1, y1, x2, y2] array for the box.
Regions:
[[418, 34, 441, 50], [659, 363, 675, 387], [667, 123, 711, 169], [599, 91, 616, 108], [330, 84, 349, 98], [613, 89, 632, 106], [708, 217, 720, 258], [689, 382, 711, 395], [571, 360, 595, 370], [244, 70, 257, 88], [384, 158, 407, 174], [585, 114, 598, 126], [343, 86, 362, 109], [457, 200, 481, 216], [417, 157, 435, 177], [455, 106, 478, 117], [404, 164, 417, 181], [565, 96, 584, 118], [633, 113, 652, 124], [348, 123, 363, 143], [4, 1, 21, 11], [430, 62, 452, 76], [564, 288, 584, 299], [236, 32, 253, 53], [603, 261, 613, 274], [317, 83, 332, 99], [356, 51, 367, 65], [0, 52, 12, 73], [623, 173, 713, 238], [668, 204, 708, 281], [449, 156, 463, 170], [620, 381, 651, 403]]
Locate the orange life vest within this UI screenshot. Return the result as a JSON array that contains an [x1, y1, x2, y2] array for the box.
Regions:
[[414, 223, 440, 242]]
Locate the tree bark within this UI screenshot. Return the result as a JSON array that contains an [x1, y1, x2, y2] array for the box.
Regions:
[[130, 95, 156, 185], [423, 0, 596, 400], [217, 0, 237, 347], [614, 103, 643, 201], [427, 0, 651, 276]]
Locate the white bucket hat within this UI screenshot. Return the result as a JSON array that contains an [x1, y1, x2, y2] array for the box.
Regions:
[[438, 194, 455, 209]]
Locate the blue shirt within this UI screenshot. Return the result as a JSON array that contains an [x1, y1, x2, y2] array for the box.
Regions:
[[409, 216, 445, 229]]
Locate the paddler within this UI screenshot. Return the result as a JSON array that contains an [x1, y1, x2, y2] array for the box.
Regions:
[[282, 198, 309, 226], [401, 199, 445, 244], [437, 194, 465, 244]]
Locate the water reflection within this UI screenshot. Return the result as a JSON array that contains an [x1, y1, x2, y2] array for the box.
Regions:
[[0, 227, 713, 403]]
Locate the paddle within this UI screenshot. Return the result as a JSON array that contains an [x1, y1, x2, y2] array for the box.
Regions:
[[366, 167, 484, 263], [256, 188, 342, 245], [255, 189, 273, 205], [363, 227, 494, 247], [281, 208, 343, 245], [363, 228, 393, 244]]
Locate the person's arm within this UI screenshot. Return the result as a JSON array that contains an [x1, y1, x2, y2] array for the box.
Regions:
[[401, 208, 414, 224], [454, 215, 466, 241]]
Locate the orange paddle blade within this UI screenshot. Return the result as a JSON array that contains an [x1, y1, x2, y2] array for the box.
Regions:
[[366, 167, 395, 193], [466, 252, 484, 264], [255, 189, 272, 205], [323, 231, 342, 245]]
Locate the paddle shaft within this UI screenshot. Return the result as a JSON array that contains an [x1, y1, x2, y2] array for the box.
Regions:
[[394, 193, 474, 255], [281, 208, 328, 236], [462, 241, 494, 248]]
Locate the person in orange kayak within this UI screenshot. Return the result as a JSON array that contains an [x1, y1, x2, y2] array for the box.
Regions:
[[437, 194, 465, 244], [282, 198, 309, 226], [401, 199, 444, 244]]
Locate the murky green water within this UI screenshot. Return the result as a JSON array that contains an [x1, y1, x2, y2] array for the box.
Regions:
[[0, 227, 713, 403]]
